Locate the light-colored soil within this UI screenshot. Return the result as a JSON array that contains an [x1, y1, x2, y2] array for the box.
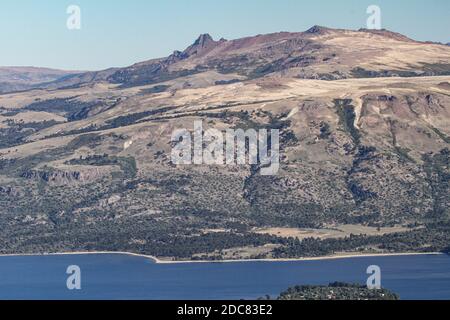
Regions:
[[253, 224, 414, 240]]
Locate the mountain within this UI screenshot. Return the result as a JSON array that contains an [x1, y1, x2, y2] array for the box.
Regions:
[[18, 25, 450, 93], [106, 25, 450, 88], [0, 26, 449, 260], [0, 66, 81, 93]]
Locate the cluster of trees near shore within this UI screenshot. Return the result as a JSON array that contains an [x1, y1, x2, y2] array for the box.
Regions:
[[3, 219, 449, 261]]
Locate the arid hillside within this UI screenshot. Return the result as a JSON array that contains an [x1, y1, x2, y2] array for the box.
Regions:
[[0, 67, 81, 94], [0, 27, 449, 260]]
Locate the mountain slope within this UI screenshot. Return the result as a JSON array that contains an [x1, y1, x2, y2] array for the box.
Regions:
[[0, 26, 449, 260], [0, 67, 81, 93]]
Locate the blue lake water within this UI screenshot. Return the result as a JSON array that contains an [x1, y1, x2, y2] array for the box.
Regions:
[[0, 253, 449, 300]]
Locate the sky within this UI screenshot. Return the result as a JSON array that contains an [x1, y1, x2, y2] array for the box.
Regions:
[[0, 0, 449, 71]]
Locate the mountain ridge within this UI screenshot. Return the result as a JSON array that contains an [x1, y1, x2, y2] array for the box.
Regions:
[[0, 66, 82, 94], [3, 26, 449, 94]]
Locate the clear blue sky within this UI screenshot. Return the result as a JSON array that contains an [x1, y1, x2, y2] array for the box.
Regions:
[[1, 0, 449, 70]]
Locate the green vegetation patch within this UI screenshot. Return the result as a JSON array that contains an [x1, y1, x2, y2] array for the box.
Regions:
[[274, 282, 399, 300], [334, 99, 361, 145], [422, 148, 450, 219]]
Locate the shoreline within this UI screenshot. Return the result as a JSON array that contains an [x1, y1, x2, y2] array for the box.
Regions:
[[0, 251, 444, 264]]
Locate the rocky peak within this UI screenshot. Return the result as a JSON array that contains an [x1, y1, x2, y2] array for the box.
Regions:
[[183, 33, 219, 57], [193, 33, 215, 47], [305, 25, 330, 34]]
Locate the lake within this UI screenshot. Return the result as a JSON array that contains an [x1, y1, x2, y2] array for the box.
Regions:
[[0, 253, 449, 300]]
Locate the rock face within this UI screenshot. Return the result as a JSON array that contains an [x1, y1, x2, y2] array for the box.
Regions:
[[305, 25, 331, 34], [20, 168, 108, 185]]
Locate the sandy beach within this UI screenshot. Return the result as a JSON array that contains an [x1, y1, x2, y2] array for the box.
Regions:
[[0, 251, 443, 264]]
